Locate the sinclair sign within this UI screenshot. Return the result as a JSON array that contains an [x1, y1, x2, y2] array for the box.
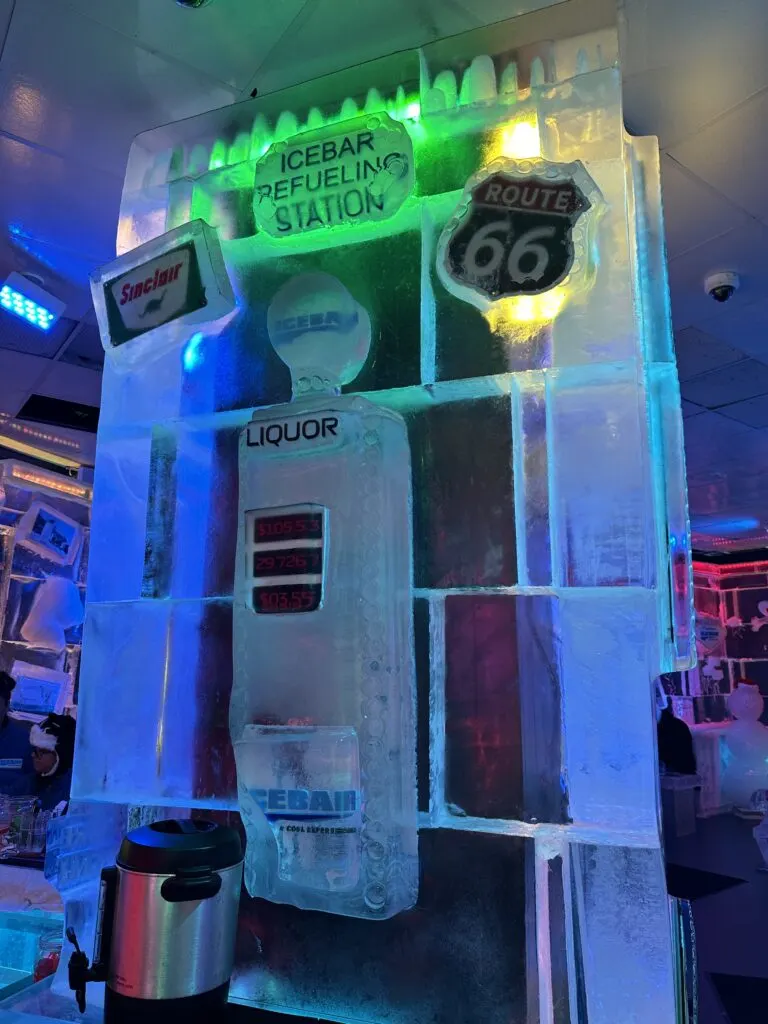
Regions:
[[110, 246, 199, 332], [92, 220, 235, 353], [253, 113, 414, 238]]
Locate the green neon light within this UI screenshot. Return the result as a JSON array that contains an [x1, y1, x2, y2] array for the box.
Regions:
[[205, 92, 422, 177], [208, 139, 228, 171]]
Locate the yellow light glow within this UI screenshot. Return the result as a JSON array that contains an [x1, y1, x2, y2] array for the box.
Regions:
[[156, 620, 174, 771], [480, 114, 566, 334], [10, 466, 91, 501], [485, 116, 541, 163], [1, 434, 81, 469], [483, 288, 566, 335]]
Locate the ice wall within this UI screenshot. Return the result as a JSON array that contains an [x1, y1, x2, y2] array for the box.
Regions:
[[72, 22, 690, 1024]]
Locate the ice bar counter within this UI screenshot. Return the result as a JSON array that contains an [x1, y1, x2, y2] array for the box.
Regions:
[[5, 12, 694, 1024]]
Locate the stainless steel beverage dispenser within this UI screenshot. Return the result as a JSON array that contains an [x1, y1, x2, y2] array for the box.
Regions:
[[68, 818, 242, 1023]]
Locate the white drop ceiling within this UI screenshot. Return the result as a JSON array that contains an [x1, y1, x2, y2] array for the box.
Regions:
[[0, 0, 766, 553]]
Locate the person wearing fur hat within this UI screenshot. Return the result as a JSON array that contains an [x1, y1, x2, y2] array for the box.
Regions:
[[28, 714, 76, 815], [0, 671, 33, 795]]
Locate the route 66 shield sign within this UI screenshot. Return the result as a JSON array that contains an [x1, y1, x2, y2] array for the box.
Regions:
[[438, 158, 599, 308]]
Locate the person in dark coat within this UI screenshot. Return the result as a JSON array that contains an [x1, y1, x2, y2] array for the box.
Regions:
[[657, 700, 697, 775], [27, 714, 76, 814], [0, 671, 34, 795]]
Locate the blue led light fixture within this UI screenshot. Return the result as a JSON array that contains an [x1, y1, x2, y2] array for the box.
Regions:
[[0, 272, 65, 332]]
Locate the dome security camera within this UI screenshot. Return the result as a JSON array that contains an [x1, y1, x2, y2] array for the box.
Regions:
[[704, 271, 740, 304], [175, 0, 215, 8]]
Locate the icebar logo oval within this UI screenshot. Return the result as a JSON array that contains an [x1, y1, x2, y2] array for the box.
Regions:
[[251, 787, 358, 820]]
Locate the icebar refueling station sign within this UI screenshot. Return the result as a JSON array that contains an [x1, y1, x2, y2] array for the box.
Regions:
[[253, 113, 414, 237]]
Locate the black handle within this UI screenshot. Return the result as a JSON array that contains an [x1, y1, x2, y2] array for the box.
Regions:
[[92, 866, 117, 975], [161, 871, 222, 903], [66, 927, 88, 1013]]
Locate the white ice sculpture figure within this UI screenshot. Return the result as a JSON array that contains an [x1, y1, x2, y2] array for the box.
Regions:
[[721, 680, 768, 810], [20, 576, 84, 652]]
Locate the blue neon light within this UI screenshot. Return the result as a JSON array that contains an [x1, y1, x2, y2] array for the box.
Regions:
[[692, 517, 760, 536], [182, 332, 205, 371], [0, 284, 56, 331]]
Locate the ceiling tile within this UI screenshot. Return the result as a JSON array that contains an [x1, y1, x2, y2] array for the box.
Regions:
[[249, 0, 445, 95], [683, 408, 767, 519], [0, 390, 27, 417], [681, 398, 706, 419], [623, 66, 768, 152], [668, 90, 768, 221], [33, 360, 102, 408], [661, 155, 750, 260], [0, 136, 121, 280], [666, 219, 768, 330], [30, 358, 102, 405], [64, 0, 307, 92], [247, 0, 552, 97], [692, 297, 768, 363], [0, 348, 54, 393], [58, 320, 104, 371], [684, 406, 759, 464], [716, 394, 768, 429], [620, 0, 768, 79], [680, 358, 768, 408], [0, 0, 12, 36], [621, 0, 768, 148], [0, 311, 75, 359], [0, 0, 236, 177], [674, 326, 745, 380]]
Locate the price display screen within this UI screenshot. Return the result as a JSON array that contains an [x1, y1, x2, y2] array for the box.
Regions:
[[253, 511, 323, 544], [253, 582, 322, 614], [247, 506, 325, 615], [253, 548, 323, 578]]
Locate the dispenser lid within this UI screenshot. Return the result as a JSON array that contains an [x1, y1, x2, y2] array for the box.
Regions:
[[117, 819, 243, 875]]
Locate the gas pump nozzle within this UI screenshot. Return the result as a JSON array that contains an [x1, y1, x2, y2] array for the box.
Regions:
[[66, 926, 105, 1012], [66, 865, 117, 1012]]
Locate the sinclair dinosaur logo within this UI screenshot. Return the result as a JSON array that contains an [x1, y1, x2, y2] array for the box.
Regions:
[[108, 243, 205, 336]]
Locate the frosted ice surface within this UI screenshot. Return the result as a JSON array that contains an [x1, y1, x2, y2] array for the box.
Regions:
[[571, 842, 676, 1024], [559, 591, 661, 837], [548, 367, 652, 589], [75, 601, 232, 806], [86, 432, 153, 604]]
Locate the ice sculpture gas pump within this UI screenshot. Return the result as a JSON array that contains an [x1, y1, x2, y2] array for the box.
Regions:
[[231, 272, 417, 918], [45, 12, 696, 1024]]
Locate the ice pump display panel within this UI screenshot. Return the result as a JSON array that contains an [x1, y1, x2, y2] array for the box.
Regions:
[[246, 506, 325, 615]]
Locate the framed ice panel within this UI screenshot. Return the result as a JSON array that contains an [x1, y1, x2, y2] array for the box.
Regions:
[[15, 502, 83, 569], [8, 661, 72, 721]]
